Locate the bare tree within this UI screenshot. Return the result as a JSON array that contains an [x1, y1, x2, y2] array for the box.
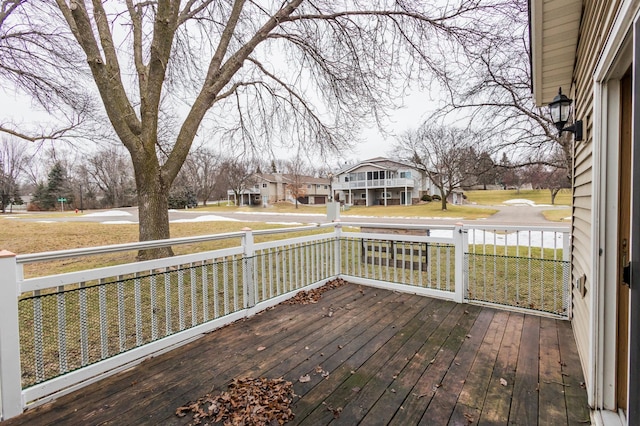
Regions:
[[0, 137, 27, 212], [397, 125, 488, 210], [0, 1, 94, 142], [3, 0, 495, 258], [183, 147, 221, 206], [284, 153, 312, 209], [432, 0, 572, 173], [218, 158, 257, 206], [82, 147, 136, 208]]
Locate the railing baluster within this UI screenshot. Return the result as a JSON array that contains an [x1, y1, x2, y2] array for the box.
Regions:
[[201, 262, 208, 322], [99, 279, 108, 358], [117, 277, 125, 352], [178, 268, 185, 331], [135, 273, 142, 346], [57, 287, 68, 374], [436, 243, 440, 290], [528, 230, 532, 307], [516, 232, 520, 305], [79, 282, 88, 366], [213, 261, 219, 318], [269, 248, 274, 298], [232, 255, 239, 311], [34, 290, 44, 381], [223, 259, 229, 315], [493, 230, 497, 302], [164, 268, 172, 335], [150, 274, 158, 340], [190, 264, 197, 326], [446, 245, 451, 291], [504, 231, 508, 304], [289, 246, 294, 292]]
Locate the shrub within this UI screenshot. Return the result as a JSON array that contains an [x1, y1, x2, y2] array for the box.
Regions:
[[432, 194, 442, 201], [421, 194, 432, 202]]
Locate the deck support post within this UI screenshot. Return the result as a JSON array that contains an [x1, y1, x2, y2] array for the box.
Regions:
[[0, 251, 23, 420], [242, 228, 256, 308], [454, 224, 467, 303]]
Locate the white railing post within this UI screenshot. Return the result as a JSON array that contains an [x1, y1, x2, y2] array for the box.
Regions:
[[0, 251, 23, 420], [562, 231, 571, 317], [334, 222, 342, 276], [453, 223, 467, 303], [242, 228, 256, 308]]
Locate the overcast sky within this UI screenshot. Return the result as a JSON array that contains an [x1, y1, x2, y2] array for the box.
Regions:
[[1, 82, 441, 166]]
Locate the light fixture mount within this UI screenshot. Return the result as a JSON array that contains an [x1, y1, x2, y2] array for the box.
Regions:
[[548, 87, 583, 141]]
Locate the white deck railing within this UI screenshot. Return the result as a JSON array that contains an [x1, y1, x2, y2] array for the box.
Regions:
[[0, 222, 569, 420], [332, 177, 415, 190]]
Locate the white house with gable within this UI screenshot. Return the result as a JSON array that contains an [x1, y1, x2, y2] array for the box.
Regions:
[[332, 157, 437, 206]]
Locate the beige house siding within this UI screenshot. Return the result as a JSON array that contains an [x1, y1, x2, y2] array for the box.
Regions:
[[570, 0, 622, 377]]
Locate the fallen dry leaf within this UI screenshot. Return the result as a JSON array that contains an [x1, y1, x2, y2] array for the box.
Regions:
[[299, 374, 311, 383], [282, 278, 347, 305], [257, 346, 266, 351], [175, 377, 294, 425], [500, 378, 508, 386]]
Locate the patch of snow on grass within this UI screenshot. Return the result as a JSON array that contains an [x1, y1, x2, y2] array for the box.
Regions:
[[503, 199, 536, 206], [171, 215, 240, 223], [85, 210, 133, 217], [429, 228, 566, 248]]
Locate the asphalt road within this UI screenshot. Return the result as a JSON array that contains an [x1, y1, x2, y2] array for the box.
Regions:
[[12, 204, 570, 228]]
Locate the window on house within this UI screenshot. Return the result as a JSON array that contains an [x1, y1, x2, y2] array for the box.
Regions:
[[360, 193, 366, 199], [400, 171, 412, 178], [262, 183, 267, 188], [324, 185, 328, 189], [380, 192, 392, 199]]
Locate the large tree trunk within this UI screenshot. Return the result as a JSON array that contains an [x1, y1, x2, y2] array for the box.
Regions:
[[136, 167, 174, 260], [440, 195, 447, 211]]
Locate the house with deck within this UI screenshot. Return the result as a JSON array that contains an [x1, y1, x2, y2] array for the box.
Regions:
[[332, 157, 439, 206], [227, 172, 331, 206], [530, 0, 640, 423]]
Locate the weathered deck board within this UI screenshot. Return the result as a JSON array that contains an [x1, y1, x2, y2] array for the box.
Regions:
[[511, 314, 540, 424], [3, 284, 589, 426]]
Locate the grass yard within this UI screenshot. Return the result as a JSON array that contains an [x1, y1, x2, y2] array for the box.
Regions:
[[200, 201, 499, 219], [0, 217, 330, 278], [465, 189, 572, 206], [342, 203, 497, 219], [542, 208, 572, 222]]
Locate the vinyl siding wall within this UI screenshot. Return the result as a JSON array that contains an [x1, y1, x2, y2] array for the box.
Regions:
[[571, 0, 622, 374]]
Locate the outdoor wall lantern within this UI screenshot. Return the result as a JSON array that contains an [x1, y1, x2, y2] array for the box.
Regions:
[[548, 87, 583, 141]]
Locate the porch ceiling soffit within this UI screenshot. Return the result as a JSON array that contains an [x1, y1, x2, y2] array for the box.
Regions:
[[530, 0, 583, 106]]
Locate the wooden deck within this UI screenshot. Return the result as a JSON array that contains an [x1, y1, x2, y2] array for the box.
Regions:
[[4, 283, 590, 425]]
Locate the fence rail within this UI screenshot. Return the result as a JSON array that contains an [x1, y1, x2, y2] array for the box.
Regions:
[[0, 222, 570, 420]]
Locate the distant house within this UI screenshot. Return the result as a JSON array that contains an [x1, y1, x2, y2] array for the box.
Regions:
[[332, 157, 438, 206], [227, 173, 331, 206]]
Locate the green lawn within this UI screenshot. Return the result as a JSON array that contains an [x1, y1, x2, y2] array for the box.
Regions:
[[465, 189, 572, 206]]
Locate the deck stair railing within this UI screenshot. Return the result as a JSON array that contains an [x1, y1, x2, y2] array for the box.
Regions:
[[0, 222, 569, 420]]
